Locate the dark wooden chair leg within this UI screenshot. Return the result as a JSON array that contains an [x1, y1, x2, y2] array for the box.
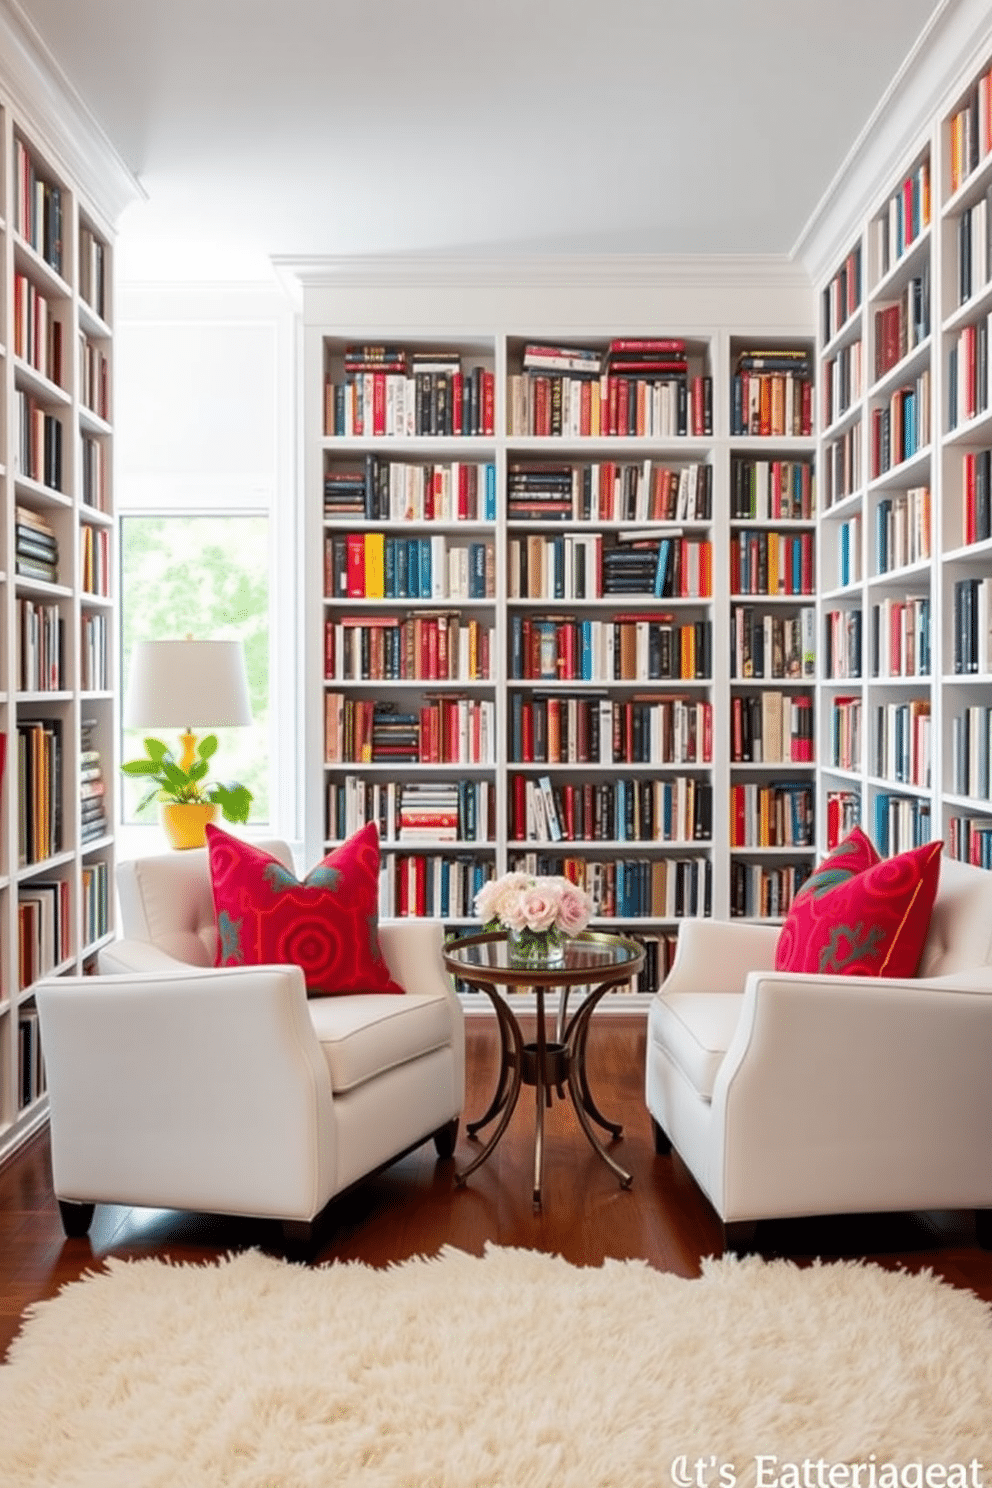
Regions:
[[433, 1116, 459, 1160], [651, 1117, 672, 1156], [723, 1220, 758, 1255], [58, 1200, 95, 1238], [976, 1209, 992, 1249]]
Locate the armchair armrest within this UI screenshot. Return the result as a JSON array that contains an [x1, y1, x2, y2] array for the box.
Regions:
[[711, 968, 992, 1219], [378, 917, 465, 1107], [36, 964, 337, 1222], [98, 938, 196, 974], [662, 918, 780, 997]]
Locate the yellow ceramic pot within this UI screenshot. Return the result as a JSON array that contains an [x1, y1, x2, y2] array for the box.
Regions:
[[160, 802, 219, 850]]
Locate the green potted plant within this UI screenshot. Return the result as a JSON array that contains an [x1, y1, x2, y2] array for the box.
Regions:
[[121, 734, 252, 849]]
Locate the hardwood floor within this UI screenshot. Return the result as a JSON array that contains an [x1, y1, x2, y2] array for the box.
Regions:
[[3, 1013, 992, 1362]]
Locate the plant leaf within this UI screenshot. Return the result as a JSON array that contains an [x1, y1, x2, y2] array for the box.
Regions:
[[197, 734, 219, 761]]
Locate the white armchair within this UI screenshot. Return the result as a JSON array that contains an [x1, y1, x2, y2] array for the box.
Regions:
[[645, 854, 992, 1251], [36, 841, 465, 1249]]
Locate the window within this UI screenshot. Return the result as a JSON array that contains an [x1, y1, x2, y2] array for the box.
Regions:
[[119, 514, 271, 824]]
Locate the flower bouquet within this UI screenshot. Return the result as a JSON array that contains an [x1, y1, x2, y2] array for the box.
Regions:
[[474, 871, 594, 967]]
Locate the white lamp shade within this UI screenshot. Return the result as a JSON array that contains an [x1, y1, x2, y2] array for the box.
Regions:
[[124, 639, 252, 729]]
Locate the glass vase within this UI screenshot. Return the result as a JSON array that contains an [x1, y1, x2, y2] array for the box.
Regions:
[[507, 923, 566, 968]]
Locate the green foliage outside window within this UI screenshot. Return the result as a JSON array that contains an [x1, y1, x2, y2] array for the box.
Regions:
[[120, 515, 270, 823]]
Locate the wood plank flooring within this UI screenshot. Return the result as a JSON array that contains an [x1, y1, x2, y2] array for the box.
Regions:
[[3, 1014, 992, 1362]]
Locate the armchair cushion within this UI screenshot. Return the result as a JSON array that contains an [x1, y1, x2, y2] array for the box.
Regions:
[[775, 836, 942, 978], [206, 823, 404, 997]]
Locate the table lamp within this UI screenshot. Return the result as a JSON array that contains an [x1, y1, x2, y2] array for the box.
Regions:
[[123, 636, 253, 847]]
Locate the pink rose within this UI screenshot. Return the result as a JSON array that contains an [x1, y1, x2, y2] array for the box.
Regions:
[[556, 883, 592, 935], [519, 886, 559, 933]]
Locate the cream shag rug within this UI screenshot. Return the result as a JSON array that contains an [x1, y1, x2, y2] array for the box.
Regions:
[[2, 1245, 991, 1487]]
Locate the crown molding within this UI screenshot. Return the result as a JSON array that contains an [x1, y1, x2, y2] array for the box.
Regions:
[[275, 252, 812, 295], [0, 0, 143, 231], [794, 0, 992, 284]]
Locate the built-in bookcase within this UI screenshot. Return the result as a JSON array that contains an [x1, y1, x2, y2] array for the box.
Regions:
[[296, 279, 818, 1004], [816, 31, 992, 869], [0, 93, 120, 1167]]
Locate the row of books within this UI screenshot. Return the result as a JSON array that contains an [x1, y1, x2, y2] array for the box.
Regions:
[[873, 266, 930, 381], [324, 694, 495, 765], [507, 851, 713, 921], [81, 522, 111, 596], [519, 337, 692, 381], [13, 271, 64, 386], [948, 815, 992, 868], [730, 348, 814, 437], [874, 700, 931, 789], [324, 457, 496, 523], [729, 783, 814, 850], [949, 64, 992, 195], [870, 371, 931, 477], [509, 614, 712, 683], [822, 336, 862, 430], [81, 858, 111, 946], [81, 432, 108, 511], [15, 503, 59, 583], [509, 694, 713, 767], [324, 531, 495, 601], [508, 532, 713, 601], [952, 705, 992, 800], [730, 529, 814, 597], [18, 598, 63, 692], [955, 185, 992, 309], [825, 790, 862, 851], [17, 717, 62, 866], [869, 157, 931, 282], [18, 1006, 46, 1110], [625, 933, 679, 995], [952, 576, 992, 674], [730, 605, 816, 680], [875, 486, 931, 572], [729, 457, 815, 522], [837, 514, 862, 587], [81, 611, 109, 692], [507, 369, 713, 439], [822, 245, 863, 346], [829, 696, 862, 772], [327, 778, 493, 845], [326, 358, 495, 438], [823, 606, 863, 680], [79, 226, 108, 321], [14, 137, 64, 275], [947, 314, 991, 430], [79, 332, 110, 421], [822, 424, 862, 508], [379, 853, 492, 921], [509, 773, 712, 846], [508, 459, 712, 524], [80, 719, 108, 843], [872, 793, 930, 858], [871, 596, 931, 679], [963, 450, 992, 545], [729, 692, 814, 765], [729, 861, 813, 921], [324, 615, 493, 683], [18, 878, 71, 990], [15, 394, 63, 491]]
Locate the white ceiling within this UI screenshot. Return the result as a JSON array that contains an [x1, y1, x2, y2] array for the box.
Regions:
[[15, 0, 944, 282]]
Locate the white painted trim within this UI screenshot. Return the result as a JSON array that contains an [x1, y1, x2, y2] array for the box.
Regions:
[[0, 0, 142, 228], [794, 0, 992, 283]]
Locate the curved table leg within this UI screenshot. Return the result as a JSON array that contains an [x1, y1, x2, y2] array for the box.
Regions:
[[455, 984, 524, 1187], [564, 978, 632, 1187], [466, 985, 517, 1138]]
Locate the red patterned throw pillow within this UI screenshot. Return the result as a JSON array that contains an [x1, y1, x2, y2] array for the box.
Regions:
[[775, 831, 942, 978], [206, 822, 404, 997]]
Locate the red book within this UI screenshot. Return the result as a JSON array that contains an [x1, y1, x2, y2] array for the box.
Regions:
[[372, 373, 386, 436], [457, 463, 469, 519], [607, 338, 686, 354], [451, 372, 463, 435], [346, 535, 365, 597], [482, 370, 495, 435], [965, 452, 976, 544]]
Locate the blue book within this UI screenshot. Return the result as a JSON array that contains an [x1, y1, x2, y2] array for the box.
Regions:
[[653, 538, 672, 598], [580, 620, 593, 681], [384, 538, 397, 598], [419, 539, 431, 597], [484, 462, 497, 520]]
